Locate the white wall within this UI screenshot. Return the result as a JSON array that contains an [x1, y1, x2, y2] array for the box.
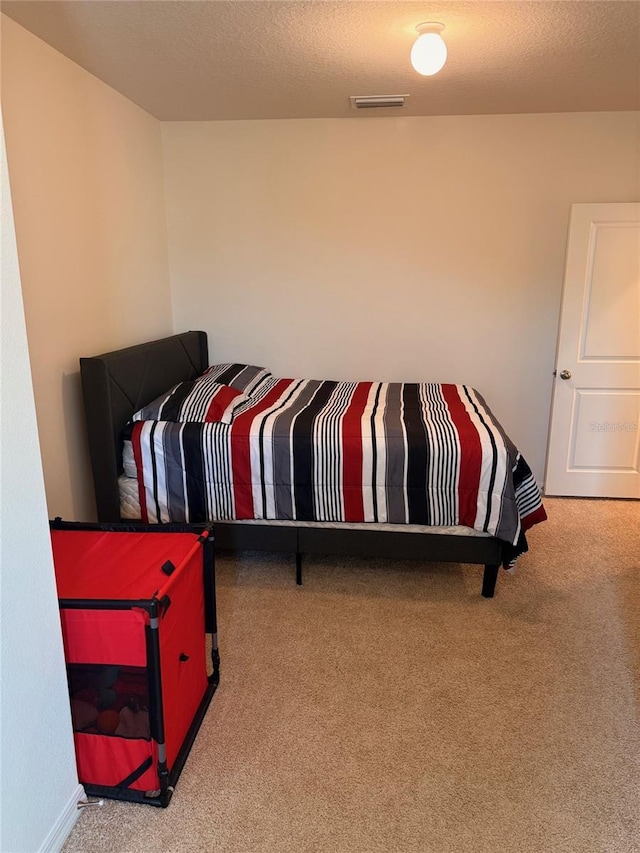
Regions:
[[1, 15, 174, 521], [163, 112, 640, 484], [1, 115, 82, 853], [3, 13, 638, 502]]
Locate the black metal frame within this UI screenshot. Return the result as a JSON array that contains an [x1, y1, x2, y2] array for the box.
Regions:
[[80, 331, 504, 597], [51, 519, 219, 807]]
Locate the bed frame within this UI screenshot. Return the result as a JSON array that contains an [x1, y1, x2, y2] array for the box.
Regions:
[[80, 331, 504, 597]]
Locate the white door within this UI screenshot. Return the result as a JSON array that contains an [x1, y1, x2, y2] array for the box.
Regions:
[[545, 202, 640, 499]]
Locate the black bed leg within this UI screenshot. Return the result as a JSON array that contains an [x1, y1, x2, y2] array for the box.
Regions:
[[296, 552, 302, 585], [482, 564, 499, 598]]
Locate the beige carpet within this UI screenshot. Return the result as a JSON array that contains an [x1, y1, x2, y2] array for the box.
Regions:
[[62, 498, 640, 853]]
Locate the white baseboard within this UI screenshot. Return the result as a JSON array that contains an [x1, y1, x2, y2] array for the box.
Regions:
[[39, 783, 86, 853]]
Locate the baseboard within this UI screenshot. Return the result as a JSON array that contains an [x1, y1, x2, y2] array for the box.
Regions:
[[38, 783, 86, 853]]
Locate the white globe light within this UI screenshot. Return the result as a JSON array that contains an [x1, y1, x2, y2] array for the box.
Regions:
[[410, 24, 447, 76]]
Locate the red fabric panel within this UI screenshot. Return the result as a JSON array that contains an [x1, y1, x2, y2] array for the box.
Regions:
[[60, 608, 148, 666], [153, 534, 208, 601], [158, 548, 208, 767], [342, 382, 372, 522], [441, 385, 482, 528], [74, 733, 158, 792], [52, 529, 201, 600]]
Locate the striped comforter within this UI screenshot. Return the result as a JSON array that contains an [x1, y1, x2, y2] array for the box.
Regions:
[[129, 377, 546, 564]]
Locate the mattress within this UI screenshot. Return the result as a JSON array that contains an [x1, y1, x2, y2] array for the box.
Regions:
[[119, 474, 490, 538]]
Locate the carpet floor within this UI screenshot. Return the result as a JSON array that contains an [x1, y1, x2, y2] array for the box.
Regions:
[[62, 497, 640, 853]]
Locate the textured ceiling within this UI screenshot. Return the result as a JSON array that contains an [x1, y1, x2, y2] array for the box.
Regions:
[[2, 0, 639, 121]]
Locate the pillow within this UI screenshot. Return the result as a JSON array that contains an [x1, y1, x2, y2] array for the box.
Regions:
[[201, 363, 272, 396], [132, 375, 248, 425]]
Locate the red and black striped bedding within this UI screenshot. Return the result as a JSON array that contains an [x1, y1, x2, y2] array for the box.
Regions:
[[126, 369, 546, 566]]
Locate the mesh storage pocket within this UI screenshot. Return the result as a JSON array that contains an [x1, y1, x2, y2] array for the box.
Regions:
[[67, 663, 151, 740]]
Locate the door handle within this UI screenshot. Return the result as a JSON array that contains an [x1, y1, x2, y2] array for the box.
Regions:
[[559, 369, 572, 380]]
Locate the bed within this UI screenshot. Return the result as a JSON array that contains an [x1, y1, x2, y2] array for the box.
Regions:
[[80, 331, 546, 598]]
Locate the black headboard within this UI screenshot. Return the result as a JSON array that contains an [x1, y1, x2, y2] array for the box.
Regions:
[[80, 331, 208, 521]]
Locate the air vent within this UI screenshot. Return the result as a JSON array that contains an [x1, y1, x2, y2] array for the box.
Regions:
[[349, 95, 409, 110]]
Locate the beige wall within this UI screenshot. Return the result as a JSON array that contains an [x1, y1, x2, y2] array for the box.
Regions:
[[2, 11, 638, 504], [2, 16, 174, 519], [163, 112, 640, 484], [1, 109, 82, 853]]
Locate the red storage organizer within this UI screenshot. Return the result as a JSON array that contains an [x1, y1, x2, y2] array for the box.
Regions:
[[50, 520, 219, 807]]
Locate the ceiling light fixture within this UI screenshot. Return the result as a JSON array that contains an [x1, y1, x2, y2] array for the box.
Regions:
[[410, 23, 447, 76]]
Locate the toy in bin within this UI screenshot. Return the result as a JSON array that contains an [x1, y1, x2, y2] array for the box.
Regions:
[[68, 664, 151, 739]]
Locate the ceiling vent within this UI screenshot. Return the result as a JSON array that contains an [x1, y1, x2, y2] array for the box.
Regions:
[[349, 95, 409, 110]]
